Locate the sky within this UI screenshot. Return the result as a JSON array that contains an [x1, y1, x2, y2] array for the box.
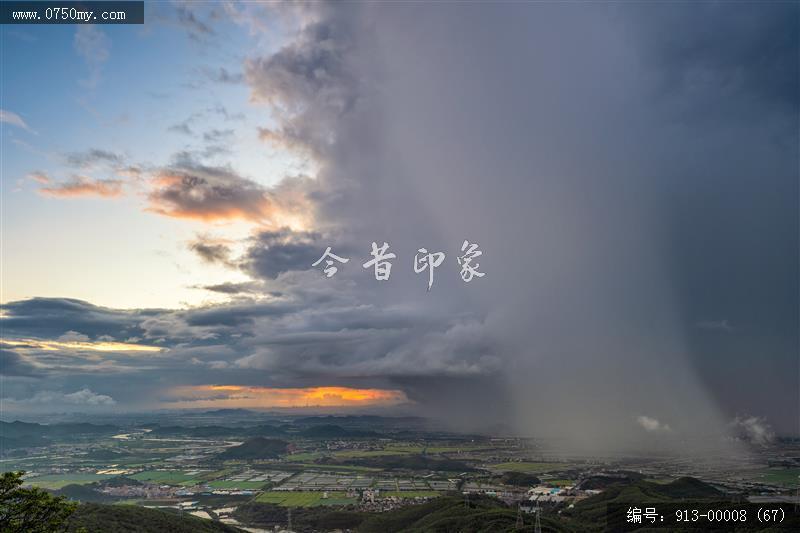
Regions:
[[1, 1, 797, 450]]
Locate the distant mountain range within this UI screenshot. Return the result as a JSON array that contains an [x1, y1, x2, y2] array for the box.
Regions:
[[0, 421, 119, 449]]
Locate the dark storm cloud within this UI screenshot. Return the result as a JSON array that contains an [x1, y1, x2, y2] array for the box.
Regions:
[[0, 349, 40, 377], [234, 315, 499, 381], [0, 298, 150, 340], [1, 268, 499, 412], [182, 302, 288, 328], [628, 2, 798, 115], [619, 3, 799, 435], [239, 229, 324, 279], [235, 1, 797, 444]]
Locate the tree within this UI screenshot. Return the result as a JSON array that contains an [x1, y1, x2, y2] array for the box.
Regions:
[[0, 471, 77, 532]]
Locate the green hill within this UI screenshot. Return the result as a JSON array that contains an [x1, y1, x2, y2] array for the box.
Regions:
[[500, 471, 541, 487], [53, 484, 117, 503], [65, 503, 244, 532], [215, 437, 288, 460], [560, 477, 724, 531]]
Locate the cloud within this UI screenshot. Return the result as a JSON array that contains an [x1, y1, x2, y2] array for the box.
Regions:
[[0, 298, 149, 340], [696, 319, 733, 332], [0, 349, 40, 377], [200, 66, 244, 85], [146, 153, 315, 227], [245, 16, 358, 158], [0, 281, 499, 412], [3, 337, 161, 354], [202, 128, 234, 143], [57, 330, 91, 342], [636, 415, 672, 433], [147, 164, 264, 222], [27, 171, 51, 184], [4, 3, 797, 439], [39, 175, 124, 198], [65, 149, 124, 169], [188, 235, 234, 265], [196, 281, 263, 295], [10, 388, 116, 406], [731, 415, 775, 446], [239, 229, 325, 279], [208, 104, 245, 122], [175, 4, 215, 41], [74, 25, 110, 89], [0, 109, 34, 132], [63, 388, 116, 405], [168, 120, 193, 136], [628, 2, 797, 117]]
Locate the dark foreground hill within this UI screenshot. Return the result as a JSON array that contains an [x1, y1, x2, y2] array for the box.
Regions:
[[233, 477, 800, 532], [557, 477, 800, 531], [65, 503, 244, 532], [234, 495, 562, 532]]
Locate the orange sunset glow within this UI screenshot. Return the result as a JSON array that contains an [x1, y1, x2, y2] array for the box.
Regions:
[[165, 385, 409, 409]]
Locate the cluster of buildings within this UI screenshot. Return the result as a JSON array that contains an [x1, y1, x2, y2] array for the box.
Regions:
[[357, 490, 437, 512], [101, 483, 177, 499]]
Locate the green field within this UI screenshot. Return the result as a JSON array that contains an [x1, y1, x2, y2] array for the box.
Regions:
[[25, 473, 114, 489], [759, 468, 800, 487], [197, 468, 235, 481], [284, 452, 321, 461], [206, 480, 266, 490], [292, 463, 380, 472], [381, 491, 439, 498], [384, 444, 495, 454], [426, 446, 495, 454], [383, 445, 426, 454], [490, 462, 569, 473], [129, 470, 198, 485], [542, 479, 574, 487], [254, 491, 357, 507], [332, 449, 410, 458]]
